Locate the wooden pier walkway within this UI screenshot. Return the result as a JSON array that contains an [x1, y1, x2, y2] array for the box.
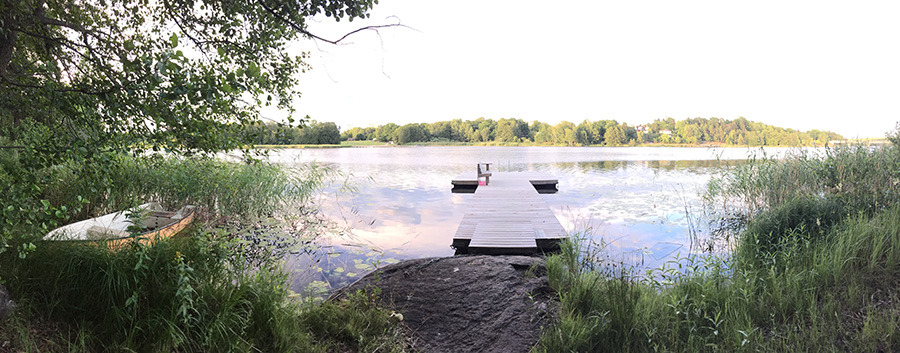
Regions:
[[451, 171, 567, 254]]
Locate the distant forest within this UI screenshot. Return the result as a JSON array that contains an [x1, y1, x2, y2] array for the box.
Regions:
[[248, 120, 341, 145], [340, 117, 844, 146]]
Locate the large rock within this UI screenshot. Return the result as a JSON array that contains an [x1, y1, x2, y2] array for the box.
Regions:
[[0, 283, 15, 320], [331, 255, 555, 353]]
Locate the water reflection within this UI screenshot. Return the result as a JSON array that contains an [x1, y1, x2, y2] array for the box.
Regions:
[[268, 146, 797, 294]]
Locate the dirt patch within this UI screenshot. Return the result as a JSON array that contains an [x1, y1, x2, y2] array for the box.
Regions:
[[331, 255, 555, 353]]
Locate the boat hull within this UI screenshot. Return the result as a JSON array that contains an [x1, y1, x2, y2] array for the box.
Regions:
[[43, 203, 196, 249]]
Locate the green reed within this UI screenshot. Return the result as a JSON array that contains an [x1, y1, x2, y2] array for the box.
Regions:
[[0, 229, 408, 352], [1, 152, 408, 352], [706, 144, 900, 221], [537, 142, 900, 352], [36, 153, 332, 223]]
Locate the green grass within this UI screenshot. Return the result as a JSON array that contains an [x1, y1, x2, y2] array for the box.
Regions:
[[0, 152, 408, 352], [536, 143, 900, 352], [0, 231, 409, 352], [705, 145, 900, 220], [3, 153, 333, 244]]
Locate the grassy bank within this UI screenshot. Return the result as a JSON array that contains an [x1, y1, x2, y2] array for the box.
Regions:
[[0, 230, 408, 352], [536, 142, 900, 352], [0, 154, 408, 352]]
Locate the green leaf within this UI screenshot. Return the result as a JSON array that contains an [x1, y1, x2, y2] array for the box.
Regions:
[[170, 33, 178, 48], [247, 62, 260, 78], [124, 39, 135, 51]]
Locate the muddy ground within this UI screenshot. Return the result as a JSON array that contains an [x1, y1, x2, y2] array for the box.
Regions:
[[331, 255, 556, 353]]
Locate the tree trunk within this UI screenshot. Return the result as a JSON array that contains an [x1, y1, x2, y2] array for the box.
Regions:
[[0, 12, 17, 78]]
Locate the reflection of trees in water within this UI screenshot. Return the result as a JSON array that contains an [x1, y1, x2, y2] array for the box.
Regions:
[[550, 160, 748, 174]]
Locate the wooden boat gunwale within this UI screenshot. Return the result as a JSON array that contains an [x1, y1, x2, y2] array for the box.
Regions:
[[43, 203, 197, 247]]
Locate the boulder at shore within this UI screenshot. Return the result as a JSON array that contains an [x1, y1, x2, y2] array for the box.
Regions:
[[331, 255, 555, 353]]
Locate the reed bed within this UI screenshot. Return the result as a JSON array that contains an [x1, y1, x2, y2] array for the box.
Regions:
[[0, 231, 408, 352], [0, 153, 408, 352], [537, 142, 900, 352], [36, 154, 333, 223]]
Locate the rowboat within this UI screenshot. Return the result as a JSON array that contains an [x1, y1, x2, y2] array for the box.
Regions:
[[43, 202, 196, 247]]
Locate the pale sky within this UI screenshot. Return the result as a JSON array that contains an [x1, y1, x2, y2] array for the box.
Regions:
[[275, 0, 900, 138]]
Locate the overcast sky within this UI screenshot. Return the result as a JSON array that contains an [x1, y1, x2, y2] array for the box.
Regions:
[[276, 0, 900, 138]]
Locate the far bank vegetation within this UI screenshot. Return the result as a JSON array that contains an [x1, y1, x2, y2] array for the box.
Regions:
[[339, 117, 844, 147]]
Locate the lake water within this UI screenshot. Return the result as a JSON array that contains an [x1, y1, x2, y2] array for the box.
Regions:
[[268, 146, 792, 294]]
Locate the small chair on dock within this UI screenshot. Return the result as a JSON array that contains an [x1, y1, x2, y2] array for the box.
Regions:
[[477, 163, 492, 185]]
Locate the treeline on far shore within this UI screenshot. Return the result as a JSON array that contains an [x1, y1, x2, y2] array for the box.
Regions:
[[340, 117, 844, 147], [247, 120, 342, 145]]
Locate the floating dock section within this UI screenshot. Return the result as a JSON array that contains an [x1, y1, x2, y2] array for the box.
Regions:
[[451, 172, 567, 255]]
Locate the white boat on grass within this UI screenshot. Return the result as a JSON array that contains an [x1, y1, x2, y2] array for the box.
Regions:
[[43, 202, 196, 247]]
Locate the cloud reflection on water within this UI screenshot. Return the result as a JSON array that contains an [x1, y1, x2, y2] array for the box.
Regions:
[[270, 146, 795, 293]]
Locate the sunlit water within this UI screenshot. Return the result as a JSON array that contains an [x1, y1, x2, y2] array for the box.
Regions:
[[266, 146, 795, 295]]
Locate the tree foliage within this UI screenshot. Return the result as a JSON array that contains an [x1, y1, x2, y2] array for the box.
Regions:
[[249, 120, 341, 145], [0, 0, 378, 244], [1, 0, 375, 153], [340, 117, 843, 147]]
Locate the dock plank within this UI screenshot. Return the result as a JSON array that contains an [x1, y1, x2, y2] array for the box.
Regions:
[[453, 172, 567, 253]]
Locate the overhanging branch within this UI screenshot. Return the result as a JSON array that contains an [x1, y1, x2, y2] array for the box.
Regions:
[[254, 0, 407, 45], [304, 23, 406, 45]]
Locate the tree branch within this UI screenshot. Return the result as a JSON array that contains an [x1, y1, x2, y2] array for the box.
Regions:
[[306, 23, 407, 45], [34, 14, 89, 33], [1, 75, 117, 95], [254, 0, 406, 45]]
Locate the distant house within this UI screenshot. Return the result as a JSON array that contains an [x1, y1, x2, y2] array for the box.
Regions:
[[660, 129, 672, 135]]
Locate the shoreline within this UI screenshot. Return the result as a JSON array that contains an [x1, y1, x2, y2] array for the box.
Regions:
[[252, 142, 853, 149]]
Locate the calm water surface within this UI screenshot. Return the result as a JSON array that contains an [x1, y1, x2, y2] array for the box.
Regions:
[[269, 146, 792, 294]]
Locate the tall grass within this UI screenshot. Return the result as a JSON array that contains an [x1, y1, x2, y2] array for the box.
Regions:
[[1, 152, 408, 352], [536, 142, 900, 352], [705, 145, 900, 221], [0, 230, 409, 352], [38, 153, 332, 223]]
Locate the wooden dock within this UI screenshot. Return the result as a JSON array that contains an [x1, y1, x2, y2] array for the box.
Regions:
[[451, 171, 567, 254]]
